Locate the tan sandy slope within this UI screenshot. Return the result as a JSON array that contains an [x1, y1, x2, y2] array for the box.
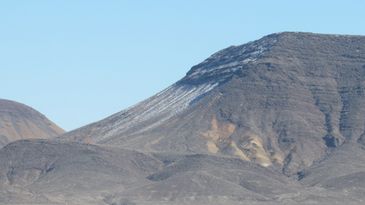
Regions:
[[0, 99, 64, 147]]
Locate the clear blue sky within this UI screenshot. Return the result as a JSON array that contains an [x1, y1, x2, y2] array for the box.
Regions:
[[1, 0, 364, 131]]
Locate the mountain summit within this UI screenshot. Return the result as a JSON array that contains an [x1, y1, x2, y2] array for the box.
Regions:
[[63, 32, 365, 175]]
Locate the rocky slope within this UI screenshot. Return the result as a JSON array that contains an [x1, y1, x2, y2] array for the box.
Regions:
[[63, 32, 365, 176], [0, 99, 64, 147], [0, 139, 302, 205], [2, 32, 365, 204]]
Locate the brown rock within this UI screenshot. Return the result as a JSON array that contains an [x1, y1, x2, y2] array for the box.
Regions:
[[0, 99, 64, 147]]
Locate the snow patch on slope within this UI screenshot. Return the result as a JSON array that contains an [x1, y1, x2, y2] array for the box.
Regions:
[[185, 36, 277, 82], [97, 82, 219, 141]]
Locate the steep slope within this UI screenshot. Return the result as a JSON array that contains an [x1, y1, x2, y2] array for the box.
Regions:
[[62, 32, 365, 176], [0, 99, 64, 147]]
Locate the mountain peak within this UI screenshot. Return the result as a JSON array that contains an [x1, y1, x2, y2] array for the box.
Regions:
[[182, 33, 278, 84], [182, 32, 365, 85], [0, 99, 44, 116]]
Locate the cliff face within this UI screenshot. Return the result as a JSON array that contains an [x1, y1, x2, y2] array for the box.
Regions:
[[0, 99, 64, 147]]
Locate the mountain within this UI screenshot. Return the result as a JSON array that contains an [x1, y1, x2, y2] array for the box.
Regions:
[[63, 32, 365, 176], [1, 32, 365, 205], [0, 99, 64, 147]]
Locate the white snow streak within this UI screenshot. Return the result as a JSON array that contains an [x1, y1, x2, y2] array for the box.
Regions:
[[98, 82, 218, 140], [188, 37, 275, 81]]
